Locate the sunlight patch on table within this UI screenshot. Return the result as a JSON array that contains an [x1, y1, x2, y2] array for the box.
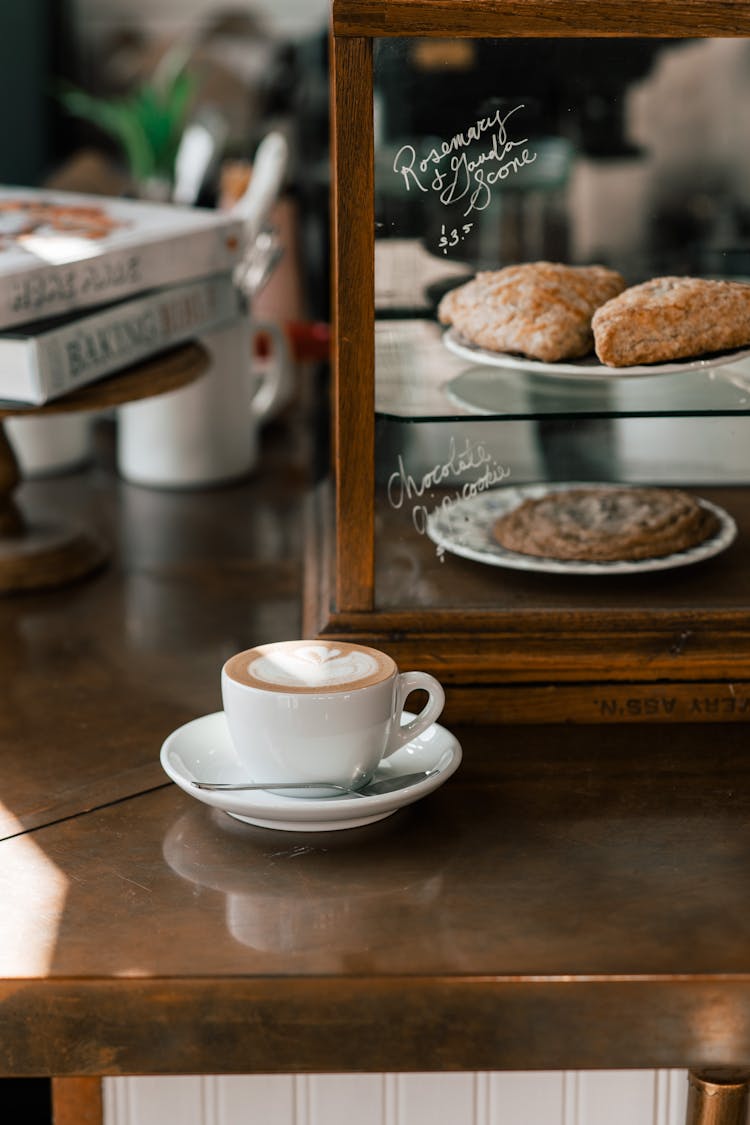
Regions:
[[0, 806, 68, 975]]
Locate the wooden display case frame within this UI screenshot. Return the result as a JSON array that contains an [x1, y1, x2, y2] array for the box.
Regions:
[[304, 0, 750, 723]]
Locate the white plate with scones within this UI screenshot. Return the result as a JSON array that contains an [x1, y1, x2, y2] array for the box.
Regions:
[[440, 265, 750, 379], [426, 482, 737, 575], [443, 328, 750, 381]]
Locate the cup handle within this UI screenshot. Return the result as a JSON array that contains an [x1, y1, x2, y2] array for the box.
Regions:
[[248, 321, 292, 422], [384, 671, 446, 757]]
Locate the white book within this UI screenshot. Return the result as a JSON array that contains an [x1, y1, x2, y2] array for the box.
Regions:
[[0, 273, 242, 404], [0, 186, 244, 329]]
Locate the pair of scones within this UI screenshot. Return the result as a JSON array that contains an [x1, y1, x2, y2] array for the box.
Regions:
[[438, 261, 625, 363], [438, 261, 750, 366]]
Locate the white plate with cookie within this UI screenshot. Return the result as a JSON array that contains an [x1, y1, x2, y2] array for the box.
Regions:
[[443, 328, 750, 381], [425, 482, 737, 575]]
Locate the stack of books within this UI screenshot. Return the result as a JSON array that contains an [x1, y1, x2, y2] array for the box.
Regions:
[[0, 186, 246, 405]]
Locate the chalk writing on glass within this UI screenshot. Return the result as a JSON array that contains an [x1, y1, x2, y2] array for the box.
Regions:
[[438, 223, 473, 255], [392, 104, 537, 220], [387, 436, 511, 559]]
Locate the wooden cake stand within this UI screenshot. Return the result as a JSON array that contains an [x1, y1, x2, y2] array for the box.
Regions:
[[0, 341, 209, 593]]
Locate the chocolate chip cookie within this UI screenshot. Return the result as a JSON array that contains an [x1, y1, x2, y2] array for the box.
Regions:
[[492, 486, 720, 562]]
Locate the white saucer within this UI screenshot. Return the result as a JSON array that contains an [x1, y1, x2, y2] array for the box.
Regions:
[[159, 711, 462, 831]]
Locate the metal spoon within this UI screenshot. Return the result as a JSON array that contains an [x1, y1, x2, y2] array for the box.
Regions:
[[191, 764, 447, 798]]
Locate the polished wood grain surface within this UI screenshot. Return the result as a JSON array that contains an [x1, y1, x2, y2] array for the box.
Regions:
[[332, 0, 750, 38], [330, 35, 376, 610], [0, 419, 304, 838], [5, 722, 750, 1074], [8, 721, 750, 979]]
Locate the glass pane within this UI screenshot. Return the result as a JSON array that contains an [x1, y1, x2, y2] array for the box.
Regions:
[[372, 37, 750, 611]]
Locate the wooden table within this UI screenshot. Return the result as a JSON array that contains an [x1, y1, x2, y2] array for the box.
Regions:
[[1, 416, 750, 1125]]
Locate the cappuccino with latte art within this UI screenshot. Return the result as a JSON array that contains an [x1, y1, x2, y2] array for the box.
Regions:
[[224, 640, 395, 693], [221, 639, 445, 794]]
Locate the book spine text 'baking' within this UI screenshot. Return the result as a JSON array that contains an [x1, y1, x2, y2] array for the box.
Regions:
[[0, 273, 241, 404]]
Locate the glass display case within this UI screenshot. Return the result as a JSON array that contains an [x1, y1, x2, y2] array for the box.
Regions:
[[305, 0, 750, 722]]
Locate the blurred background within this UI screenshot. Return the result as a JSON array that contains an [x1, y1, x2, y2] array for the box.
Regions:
[[5, 5, 750, 337], [0, 0, 331, 320]]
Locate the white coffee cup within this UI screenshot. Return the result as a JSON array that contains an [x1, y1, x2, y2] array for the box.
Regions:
[[221, 639, 445, 795], [116, 315, 292, 489]]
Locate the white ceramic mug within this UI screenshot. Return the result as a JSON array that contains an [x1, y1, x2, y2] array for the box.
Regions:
[[116, 315, 292, 489], [5, 412, 92, 478], [221, 639, 445, 795]]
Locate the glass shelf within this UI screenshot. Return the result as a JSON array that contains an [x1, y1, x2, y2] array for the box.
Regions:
[[375, 319, 750, 421]]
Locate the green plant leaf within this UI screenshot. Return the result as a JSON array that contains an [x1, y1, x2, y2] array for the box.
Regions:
[[60, 87, 157, 180], [58, 69, 199, 184]]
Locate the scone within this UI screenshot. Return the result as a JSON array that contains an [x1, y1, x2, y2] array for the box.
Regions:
[[492, 486, 720, 562], [592, 276, 750, 366], [438, 261, 625, 362]]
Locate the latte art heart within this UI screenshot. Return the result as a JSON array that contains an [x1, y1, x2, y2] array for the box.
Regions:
[[294, 645, 342, 665], [250, 649, 379, 688], [224, 640, 396, 693]]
